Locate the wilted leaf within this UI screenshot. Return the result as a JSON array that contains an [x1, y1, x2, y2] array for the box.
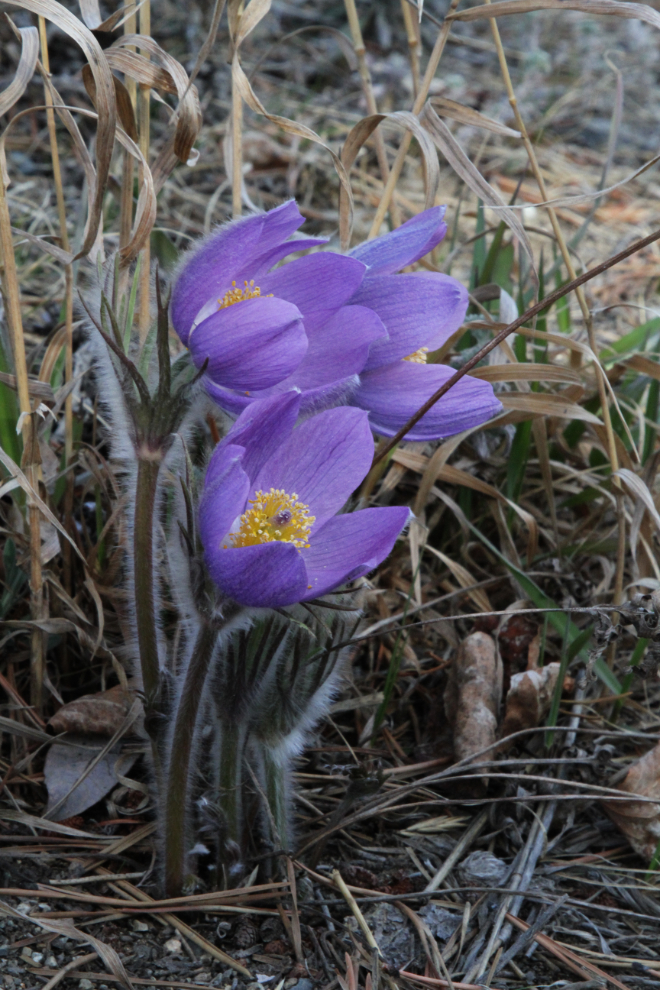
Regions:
[[444, 632, 502, 777], [603, 742, 660, 860], [48, 684, 135, 736], [44, 735, 138, 821], [0, 24, 38, 117], [499, 663, 570, 744]]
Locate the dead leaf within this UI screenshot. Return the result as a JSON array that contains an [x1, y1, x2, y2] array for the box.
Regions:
[[48, 684, 135, 736], [499, 663, 565, 744], [444, 632, 502, 778], [603, 742, 660, 860], [44, 734, 138, 821]]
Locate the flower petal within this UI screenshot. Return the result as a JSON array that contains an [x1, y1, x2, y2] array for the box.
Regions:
[[277, 305, 386, 390], [355, 362, 503, 441], [189, 296, 307, 390], [199, 444, 251, 554], [349, 206, 447, 276], [242, 237, 329, 280], [302, 506, 410, 599], [355, 272, 468, 370], [257, 253, 366, 333], [205, 542, 309, 608], [254, 406, 374, 524], [222, 392, 301, 480], [171, 201, 305, 343]]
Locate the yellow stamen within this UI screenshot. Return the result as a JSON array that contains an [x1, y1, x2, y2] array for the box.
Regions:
[[225, 488, 315, 550], [218, 279, 272, 309], [403, 346, 429, 365]]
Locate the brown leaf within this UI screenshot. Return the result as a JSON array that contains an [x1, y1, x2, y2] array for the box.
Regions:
[[6, 0, 117, 261], [499, 663, 563, 744], [444, 632, 502, 775], [0, 22, 38, 116], [602, 742, 660, 860], [449, 0, 660, 32], [48, 684, 135, 736]]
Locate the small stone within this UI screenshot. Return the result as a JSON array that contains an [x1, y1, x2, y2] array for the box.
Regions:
[[16, 902, 33, 916], [79, 981, 93, 990], [31, 952, 44, 965], [20, 948, 34, 964], [164, 938, 182, 954], [45, 955, 57, 968], [131, 919, 150, 932]]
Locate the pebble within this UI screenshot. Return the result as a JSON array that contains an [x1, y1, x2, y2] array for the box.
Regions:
[[31, 952, 44, 965], [130, 919, 150, 932], [79, 980, 94, 989], [164, 938, 182, 954]]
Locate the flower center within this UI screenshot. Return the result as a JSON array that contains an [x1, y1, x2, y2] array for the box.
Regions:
[[218, 279, 271, 309], [403, 347, 429, 364], [225, 488, 315, 549]]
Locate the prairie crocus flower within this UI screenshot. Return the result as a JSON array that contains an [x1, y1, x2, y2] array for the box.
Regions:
[[170, 200, 366, 392], [348, 210, 503, 440], [199, 393, 409, 608], [203, 206, 502, 440]]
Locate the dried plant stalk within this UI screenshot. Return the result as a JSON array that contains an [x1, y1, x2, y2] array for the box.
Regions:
[[343, 0, 400, 227], [400, 0, 421, 97], [368, 0, 462, 237], [484, 3, 627, 622], [0, 176, 46, 710]]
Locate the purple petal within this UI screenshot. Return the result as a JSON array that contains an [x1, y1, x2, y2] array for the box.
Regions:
[[243, 237, 329, 280], [257, 254, 366, 333], [189, 296, 307, 390], [277, 305, 386, 390], [205, 542, 309, 608], [355, 363, 503, 441], [254, 407, 374, 524], [349, 207, 447, 276], [302, 506, 410, 599], [204, 379, 252, 416], [199, 445, 250, 554], [355, 273, 468, 370], [222, 392, 300, 480], [171, 201, 305, 343]]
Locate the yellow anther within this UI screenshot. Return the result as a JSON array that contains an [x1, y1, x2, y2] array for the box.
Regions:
[[403, 346, 429, 364], [218, 279, 272, 310], [227, 488, 315, 550]]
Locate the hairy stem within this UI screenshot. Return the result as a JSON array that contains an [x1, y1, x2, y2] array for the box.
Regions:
[[262, 744, 291, 855], [133, 454, 162, 725], [164, 621, 218, 897], [217, 718, 247, 855]]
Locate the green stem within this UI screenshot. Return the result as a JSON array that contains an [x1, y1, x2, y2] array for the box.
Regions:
[[262, 743, 290, 854], [217, 718, 247, 853], [164, 621, 218, 897], [134, 455, 162, 714]]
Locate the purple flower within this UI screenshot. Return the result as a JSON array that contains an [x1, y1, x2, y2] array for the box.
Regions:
[[171, 200, 365, 391], [204, 206, 502, 441], [199, 393, 410, 608]]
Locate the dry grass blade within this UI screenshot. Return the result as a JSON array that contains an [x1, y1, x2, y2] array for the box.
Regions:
[[498, 392, 601, 423], [431, 96, 520, 138], [471, 363, 583, 384], [5, 0, 116, 259], [112, 35, 202, 162], [449, 0, 660, 29], [0, 22, 38, 115], [421, 102, 536, 277], [339, 110, 440, 247]]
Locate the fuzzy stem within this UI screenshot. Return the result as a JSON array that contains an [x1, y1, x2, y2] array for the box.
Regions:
[[217, 718, 247, 850], [262, 744, 291, 855], [133, 454, 162, 723], [164, 621, 218, 897]]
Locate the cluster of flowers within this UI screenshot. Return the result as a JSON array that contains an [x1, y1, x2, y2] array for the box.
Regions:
[[171, 201, 502, 608]]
